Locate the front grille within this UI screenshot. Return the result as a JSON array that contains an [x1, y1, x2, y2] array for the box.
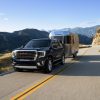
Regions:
[[16, 51, 37, 60], [16, 61, 37, 66]]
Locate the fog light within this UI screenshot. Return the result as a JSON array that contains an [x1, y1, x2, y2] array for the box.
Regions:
[[37, 62, 41, 66], [41, 61, 44, 65]]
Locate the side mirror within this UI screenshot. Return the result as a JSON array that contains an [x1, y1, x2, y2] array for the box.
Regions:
[[52, 46, 57, 49], [20, 45, 24, 48], [50, 46, 53, 49]]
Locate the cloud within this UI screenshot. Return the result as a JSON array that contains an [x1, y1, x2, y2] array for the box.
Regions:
[[79, 19, 100, 27], [0, 12, 8, 21], [0, 13, 5, 16], [3, 17, 8, 21]]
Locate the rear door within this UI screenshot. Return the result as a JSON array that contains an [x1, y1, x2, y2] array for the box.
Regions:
[[51, 41, 60, 61], [57, 41, 64, 58]]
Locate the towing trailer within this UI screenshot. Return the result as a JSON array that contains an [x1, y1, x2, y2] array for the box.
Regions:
[[49, 30, 79, 58]]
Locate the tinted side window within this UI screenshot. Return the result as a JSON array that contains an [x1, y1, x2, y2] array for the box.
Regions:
[[64, 36, 71, 44], [58, 42, 63, 48], [52, 42, 59, 48], [67, 36, 72, 44]]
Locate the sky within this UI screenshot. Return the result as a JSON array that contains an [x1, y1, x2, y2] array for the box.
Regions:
[[0, 0, 100, 32]]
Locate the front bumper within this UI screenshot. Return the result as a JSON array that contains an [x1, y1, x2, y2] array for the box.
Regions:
[[14, 65, 37, 69], [12, 57, 46, 69]]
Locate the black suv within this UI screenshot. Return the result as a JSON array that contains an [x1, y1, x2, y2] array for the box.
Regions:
[[12, 38, 65, 73]]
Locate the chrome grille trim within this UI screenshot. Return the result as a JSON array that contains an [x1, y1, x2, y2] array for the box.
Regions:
[[15, 50, 37, 61]]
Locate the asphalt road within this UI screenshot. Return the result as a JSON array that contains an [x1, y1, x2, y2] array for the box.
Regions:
[[0, 46, 100, 100]]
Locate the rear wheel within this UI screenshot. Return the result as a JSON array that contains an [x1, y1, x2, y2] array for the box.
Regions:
[[61, 55, 65, 65], [44, 58, 53, 73], [73, 53, 77, 58]]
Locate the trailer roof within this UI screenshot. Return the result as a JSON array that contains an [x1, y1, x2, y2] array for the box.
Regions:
[[49, 30, 73, 39]]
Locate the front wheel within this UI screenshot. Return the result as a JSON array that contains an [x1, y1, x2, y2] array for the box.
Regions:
[[44, 59, 53, 73]]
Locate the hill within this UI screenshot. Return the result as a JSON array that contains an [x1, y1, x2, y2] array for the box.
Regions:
[[0, 29, 49, 52]]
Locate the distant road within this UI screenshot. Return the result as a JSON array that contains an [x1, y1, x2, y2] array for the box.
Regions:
[[0, 46, 100, 100]]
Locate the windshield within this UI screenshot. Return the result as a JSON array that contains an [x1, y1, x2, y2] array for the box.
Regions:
[[24, 39, 51, 48]]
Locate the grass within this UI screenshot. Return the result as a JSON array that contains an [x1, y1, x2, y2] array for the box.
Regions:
[[0, 54, 3, 57], [0, 53, 13, 73]]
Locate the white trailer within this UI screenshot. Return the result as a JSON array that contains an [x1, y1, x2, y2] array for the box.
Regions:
[[49, 30, 79, 58]]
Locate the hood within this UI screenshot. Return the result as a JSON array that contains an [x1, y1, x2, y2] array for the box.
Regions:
[[15, 47, 50, 51]]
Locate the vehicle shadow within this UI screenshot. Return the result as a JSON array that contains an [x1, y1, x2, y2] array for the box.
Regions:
[[57, 55, 100, 76]]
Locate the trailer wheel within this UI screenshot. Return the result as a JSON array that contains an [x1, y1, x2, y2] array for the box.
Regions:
[[73, 53, 77, 58]]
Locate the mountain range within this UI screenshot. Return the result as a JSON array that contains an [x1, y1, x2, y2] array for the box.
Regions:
[[0, 25, 100, 52], [0, 29, 49, 52]]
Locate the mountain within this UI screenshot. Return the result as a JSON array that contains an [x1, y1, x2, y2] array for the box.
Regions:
[[0, 29, 49, 52], [0, 25, 100, 52], [50, 25, 100, 44], [92, 28, 100, 46]]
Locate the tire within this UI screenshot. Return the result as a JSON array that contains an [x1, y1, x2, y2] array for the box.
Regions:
[[73, 53, 77, 58], [61, 55, 65, 65], [44, 58, 53, 73]]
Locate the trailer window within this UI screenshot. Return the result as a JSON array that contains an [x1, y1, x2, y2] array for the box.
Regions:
[[66, 36, 71, 44]]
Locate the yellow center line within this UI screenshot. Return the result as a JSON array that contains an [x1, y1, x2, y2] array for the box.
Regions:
[[11, 48, 89, 100]]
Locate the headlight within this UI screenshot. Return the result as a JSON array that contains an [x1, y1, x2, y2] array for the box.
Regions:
[[38, 51, 46, 58], [12, 51, 17, 58]]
